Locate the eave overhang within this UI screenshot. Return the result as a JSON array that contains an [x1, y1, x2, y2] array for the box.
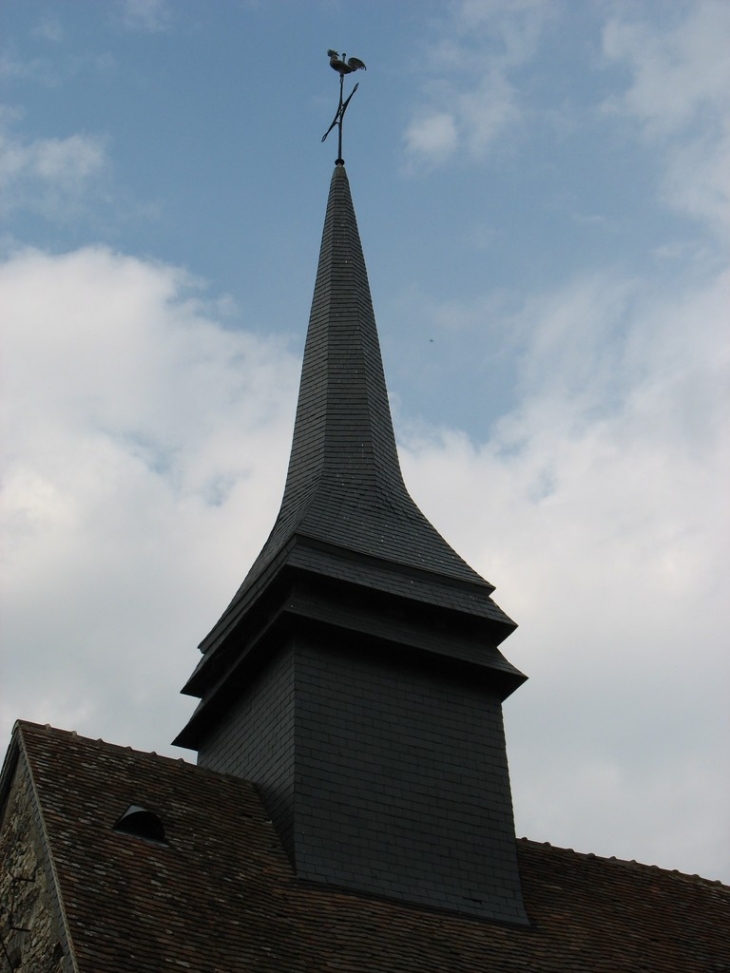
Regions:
[[174, 548, 525, 752]]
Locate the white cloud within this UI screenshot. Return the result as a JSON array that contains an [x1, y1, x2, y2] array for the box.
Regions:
[[32, 15, 64, 44], [0, 53, 59, 86], [0, 246, 299, 753], [33, 133, 105, 183], [458, 0, 550, 61], [404, 112, 458, 165], [0, 126, 108, 219], [118, 0, 171, 33], [603, 2, 730, 134], [402, 0, 550, 168], [603, 1, 730, 234], [663, 126, 730, 235], [0, 49, 116, 90]]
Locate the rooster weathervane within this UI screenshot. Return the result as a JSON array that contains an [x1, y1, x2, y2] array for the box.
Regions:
[[322, 50, 366, 165]]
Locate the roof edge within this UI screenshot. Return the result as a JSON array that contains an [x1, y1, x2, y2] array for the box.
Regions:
[[0, 721, 22, 818], [1, 721, 80, 973], [516, 837, 730, 889]]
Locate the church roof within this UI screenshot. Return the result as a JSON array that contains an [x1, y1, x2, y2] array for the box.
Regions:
[[4, 721, 729, 973], [195, 164, 517, 667]]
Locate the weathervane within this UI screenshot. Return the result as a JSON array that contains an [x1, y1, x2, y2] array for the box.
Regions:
[[322, 50, 366, 165]]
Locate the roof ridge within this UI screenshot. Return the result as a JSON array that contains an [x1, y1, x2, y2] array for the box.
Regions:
[[517, 836, 730, 888], [11, 722, 81, 971], [15, 720, 280, 791], [17, 721, 192, 767]]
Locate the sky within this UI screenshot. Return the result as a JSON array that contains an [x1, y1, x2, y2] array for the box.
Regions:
[[1, 0, 728, 884]]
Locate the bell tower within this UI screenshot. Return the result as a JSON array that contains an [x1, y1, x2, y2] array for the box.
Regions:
[[175, 163, 528, 924]]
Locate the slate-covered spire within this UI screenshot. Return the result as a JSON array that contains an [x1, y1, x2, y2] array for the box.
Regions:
[[189, 164, 519, 669], [249, 162, 486, 586], [177, 162, 524, 728]]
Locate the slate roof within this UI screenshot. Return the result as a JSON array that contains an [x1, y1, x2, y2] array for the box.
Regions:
[[196, 164, 516, 668], [5, 722, 729, 973]]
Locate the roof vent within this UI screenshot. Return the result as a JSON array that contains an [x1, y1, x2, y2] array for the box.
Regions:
[[113, 805, 167, 845]]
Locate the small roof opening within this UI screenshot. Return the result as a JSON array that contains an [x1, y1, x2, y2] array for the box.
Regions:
[[113, 805, 167, 845]]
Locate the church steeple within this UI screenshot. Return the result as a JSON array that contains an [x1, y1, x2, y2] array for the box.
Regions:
[[248, 162, 491, 587], [175, 164, 528, 924], [181, 164, 521, 676]]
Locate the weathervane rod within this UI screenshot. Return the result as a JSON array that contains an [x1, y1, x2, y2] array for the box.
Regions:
[[322, 49, 366, 165]]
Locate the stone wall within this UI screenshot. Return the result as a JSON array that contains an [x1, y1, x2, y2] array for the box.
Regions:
[[0, 758, 69, 972]]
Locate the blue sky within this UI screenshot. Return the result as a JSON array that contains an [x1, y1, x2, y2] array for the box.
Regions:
[[2, 1, 729, 883]]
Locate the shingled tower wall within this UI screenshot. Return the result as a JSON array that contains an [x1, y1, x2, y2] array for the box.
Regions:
[[175, 164, 528, 924]]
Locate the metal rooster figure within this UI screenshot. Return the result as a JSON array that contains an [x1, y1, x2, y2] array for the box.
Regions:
[[322, 50, 366, 164]]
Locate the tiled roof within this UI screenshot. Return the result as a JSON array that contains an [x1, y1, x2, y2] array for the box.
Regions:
[[7, 722, 729, 973]]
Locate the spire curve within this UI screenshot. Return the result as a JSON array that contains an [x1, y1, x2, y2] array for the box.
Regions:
[[202, 165, 511, 644], [253, 165, 490, 582]]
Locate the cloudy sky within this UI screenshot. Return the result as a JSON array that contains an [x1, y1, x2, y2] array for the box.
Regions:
[[2, 1, 728, 883]]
